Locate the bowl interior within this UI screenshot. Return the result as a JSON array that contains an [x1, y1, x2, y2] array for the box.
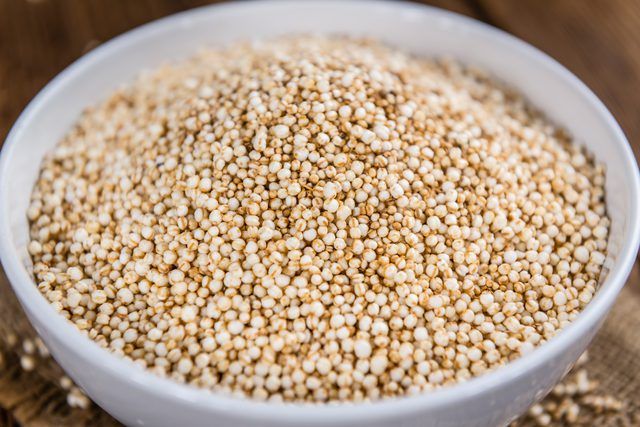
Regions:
[[0, 0, 638, 422]]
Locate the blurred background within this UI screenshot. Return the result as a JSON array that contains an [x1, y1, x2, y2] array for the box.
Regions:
[[0, 1, 639, 426]]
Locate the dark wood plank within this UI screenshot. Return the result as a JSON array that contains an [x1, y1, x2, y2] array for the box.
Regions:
[[475, 0, 640, 159], [0, 0, 214, 140]]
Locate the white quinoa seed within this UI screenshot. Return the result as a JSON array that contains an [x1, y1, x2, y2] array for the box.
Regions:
[[28, 36, 609, 403]]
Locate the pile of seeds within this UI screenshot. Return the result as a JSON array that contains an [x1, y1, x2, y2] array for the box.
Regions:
[[27, 36, 609, 402]]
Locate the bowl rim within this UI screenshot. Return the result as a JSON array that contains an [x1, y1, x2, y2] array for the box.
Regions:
[[1, 0, 639, 423]]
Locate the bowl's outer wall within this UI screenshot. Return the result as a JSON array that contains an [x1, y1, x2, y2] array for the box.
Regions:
[[1, 2, 638, 427]]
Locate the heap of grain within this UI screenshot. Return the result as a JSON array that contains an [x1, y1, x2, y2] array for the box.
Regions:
[[27, 36, 609, 402]]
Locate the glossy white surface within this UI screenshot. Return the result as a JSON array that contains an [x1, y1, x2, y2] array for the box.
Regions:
[[1, 1, 639, 426]]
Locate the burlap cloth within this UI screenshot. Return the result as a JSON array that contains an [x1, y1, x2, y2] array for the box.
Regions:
[[1, 264, 639, 427]]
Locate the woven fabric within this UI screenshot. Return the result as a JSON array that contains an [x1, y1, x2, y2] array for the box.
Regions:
[[1, 265, 639, 427]]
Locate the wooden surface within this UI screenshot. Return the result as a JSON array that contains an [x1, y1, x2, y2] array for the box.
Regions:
[[1, 0, 640, 425]]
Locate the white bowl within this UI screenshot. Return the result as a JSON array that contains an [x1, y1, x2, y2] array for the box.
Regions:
[[1, 1, 639, 426]]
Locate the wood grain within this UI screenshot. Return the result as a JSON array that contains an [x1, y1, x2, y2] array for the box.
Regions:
[[0, 0, 213, 139], [476, 0, 640, 159]]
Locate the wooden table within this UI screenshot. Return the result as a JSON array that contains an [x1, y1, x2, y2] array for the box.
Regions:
[[1, 0, 639, 425]]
